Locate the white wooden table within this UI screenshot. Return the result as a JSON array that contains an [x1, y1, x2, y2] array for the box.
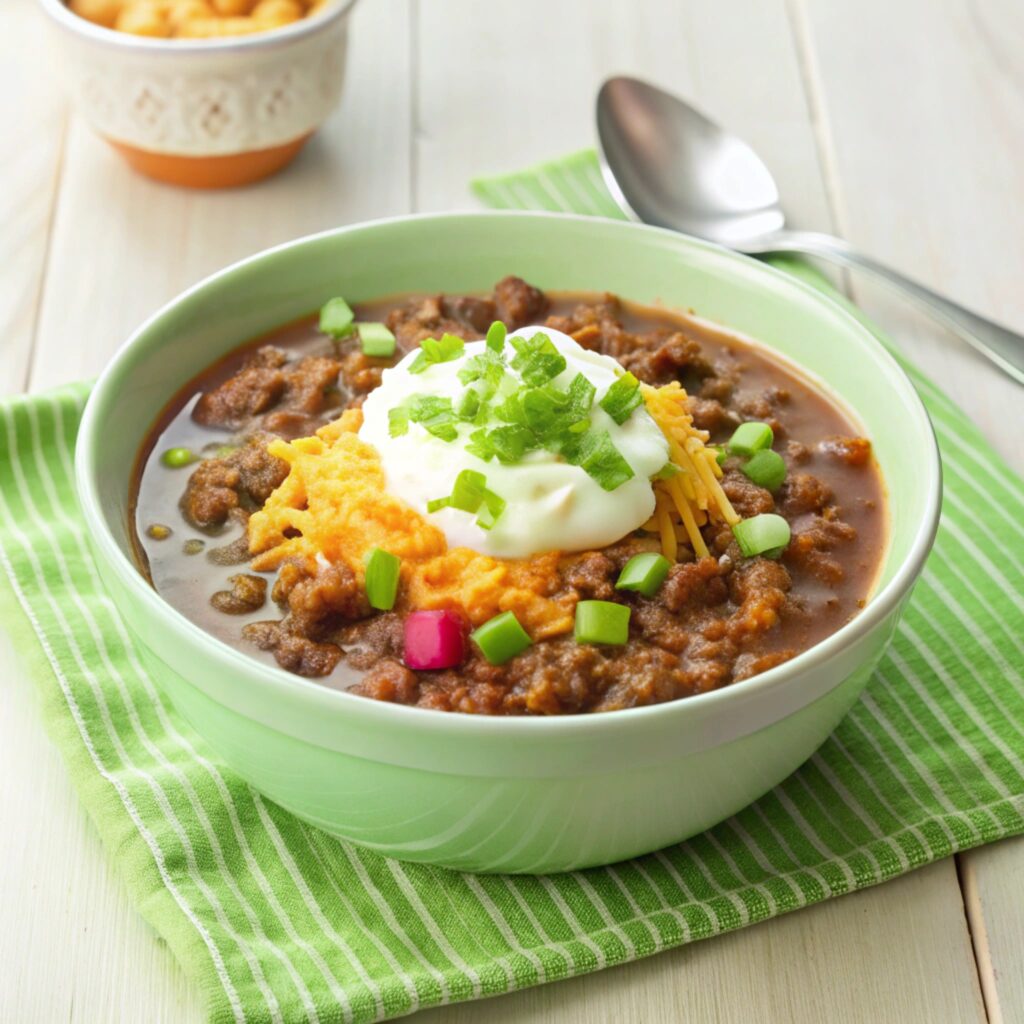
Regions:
[[2, 0, 1022, 1020]]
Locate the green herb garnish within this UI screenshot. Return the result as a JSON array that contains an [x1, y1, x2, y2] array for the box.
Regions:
[[457, 349, 506, 394], [409, 333, 465, 374], [388, 407, 410, 437], [615, 552, 671, 598], [598, 371, 643, 424], [449, 469, 488, 512], [485, 320, 507, 354], [455, 387, 483, 422], [566, 373, 596, 418], [741, 449, 787, 491], [364, 548, 400, 610], [732, 513, 791, 558], [488, 425, 535, 464], [319, 297, 355, 338], [574, 600, 631, 645], [408, 395, 458, 442], [357, 322, 396, 358], [428, 470, 507, 529], [471, 610, 531, 663], [476, 489, 506, 530], [563, 429, 635, 491], [510, 332, 567, 386], [727, 421, 773, 456]]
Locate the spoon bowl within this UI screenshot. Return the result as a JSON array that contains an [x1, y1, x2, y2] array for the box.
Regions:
[[597, 77, 784, 246], [596, 75, 1024, 383]]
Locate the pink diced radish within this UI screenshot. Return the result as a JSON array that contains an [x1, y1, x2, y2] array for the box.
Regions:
[[403, 610, 466, 670]]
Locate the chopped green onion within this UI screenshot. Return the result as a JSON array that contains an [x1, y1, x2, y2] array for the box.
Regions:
[[319, 297, 355, 338], [714, 447, 728, 467], [598, 371, 643, 424], [742, 449, 787, 491], [456, 388, 482, 422], [429, 472, 505, 528], [486, 320, 507, 353], [654, 462, 680, 480], [422, 417, 458, 442], [161, 447, 195, 469], [450, 469, 487, 512], [574, 600, 631, 645], [728, 421, 774, 456], [480, 425, 533, 464], [732, 513, 791, 559], [510, 332, 567, 386], [435, 332, 466, 361], [568, 430, 635, 491], [566, 373, 596, 418], [457, 349, 506, 392], [476, 489, 506, 530], [494, 389, 529, 426], [465, 429, 495, 462], [364, 548, 400, 610], [408, 395, 451, 420], [417, 337, 441, 367], [408, 395, 458, 442], [471, 610, 532, 665], [358, 322, 396, 358], [521, 385, 570, 433], [409, 333, 465, 373], [388, 407, 409, 437], [615, 552, 671, 598]]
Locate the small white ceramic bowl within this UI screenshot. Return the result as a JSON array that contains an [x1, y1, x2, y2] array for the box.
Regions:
[[38, 0, 358, 188]]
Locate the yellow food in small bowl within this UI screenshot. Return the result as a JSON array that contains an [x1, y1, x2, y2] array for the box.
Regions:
[[68, 0, 330, 38]]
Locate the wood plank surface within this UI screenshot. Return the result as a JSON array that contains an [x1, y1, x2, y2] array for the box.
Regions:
[[961, 838, 1024, 1024], [0, 0, 66, 393], [28, 0, 412, 391], [416, 0, 835, 234], [2, 1, 408, 1019], [0, 0, 1018, 1020], [794, 0, 1024, 472], [419, 860, 985, 1024], [0, 626, 204, 1021], [796, 5, 1024, 1020]]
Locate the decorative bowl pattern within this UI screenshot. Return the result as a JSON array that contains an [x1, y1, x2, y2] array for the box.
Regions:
[[38, 0, 357, 185]]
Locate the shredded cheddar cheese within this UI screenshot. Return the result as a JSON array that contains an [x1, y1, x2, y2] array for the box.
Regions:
[[246, 380, 736, 634], [247, 411, 575, 638], [641, 382, 739, 560]]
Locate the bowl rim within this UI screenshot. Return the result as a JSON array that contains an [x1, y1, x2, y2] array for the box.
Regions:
[[75, 210, 942, 740], [37, 0, 357, 55]]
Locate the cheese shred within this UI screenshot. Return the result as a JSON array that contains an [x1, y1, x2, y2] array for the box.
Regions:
[[642, 382, 739, 561]]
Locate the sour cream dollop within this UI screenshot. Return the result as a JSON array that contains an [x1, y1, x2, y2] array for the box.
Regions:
[[359, 327, 669, 559]]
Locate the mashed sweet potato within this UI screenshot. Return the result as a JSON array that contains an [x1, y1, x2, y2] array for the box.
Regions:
[[247, 411, 576, 638]]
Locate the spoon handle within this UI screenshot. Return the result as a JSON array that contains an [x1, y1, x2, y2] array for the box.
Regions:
[[762, 230, 1024, 385]]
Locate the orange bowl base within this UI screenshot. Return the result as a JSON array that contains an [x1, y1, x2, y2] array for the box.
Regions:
[[106, 134, 313, 189]]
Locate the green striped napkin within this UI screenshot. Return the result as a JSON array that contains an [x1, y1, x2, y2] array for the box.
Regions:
[[2, 151, 1023, 1024]]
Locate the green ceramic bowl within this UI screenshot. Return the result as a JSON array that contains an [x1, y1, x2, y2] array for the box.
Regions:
[[75, 212, 940, 873]]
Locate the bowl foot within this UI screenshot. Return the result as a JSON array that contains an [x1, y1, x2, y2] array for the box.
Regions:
[[105, 134, 313, 189]]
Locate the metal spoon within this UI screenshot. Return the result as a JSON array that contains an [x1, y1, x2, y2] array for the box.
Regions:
[[596, 76, 1024, 385]]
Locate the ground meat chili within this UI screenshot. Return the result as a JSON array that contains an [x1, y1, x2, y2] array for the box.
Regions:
[[132, 277, 886, 715]]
